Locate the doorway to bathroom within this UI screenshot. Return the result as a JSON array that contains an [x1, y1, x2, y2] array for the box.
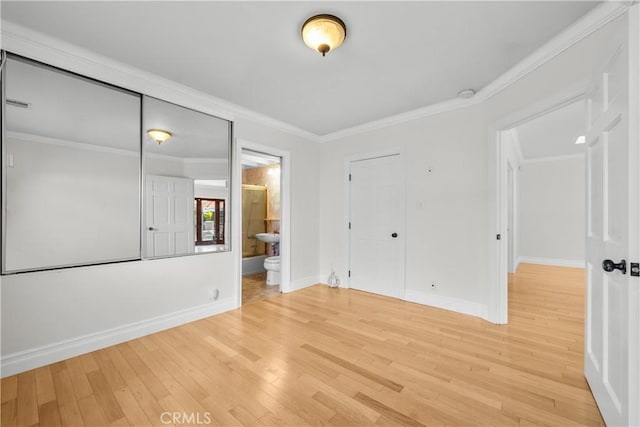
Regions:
[[240, 148, 282, 304]]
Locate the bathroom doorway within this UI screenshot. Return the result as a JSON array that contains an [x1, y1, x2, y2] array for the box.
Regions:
[[240, 148, 282, 304]]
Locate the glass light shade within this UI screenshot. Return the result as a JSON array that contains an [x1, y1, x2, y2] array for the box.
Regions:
[[147, 129, 172, 144], [302, 15, 346, 56]]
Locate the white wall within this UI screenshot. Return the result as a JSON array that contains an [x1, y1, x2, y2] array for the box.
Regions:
[[318, 17, 618, 317], [519, 156, 585, 265]]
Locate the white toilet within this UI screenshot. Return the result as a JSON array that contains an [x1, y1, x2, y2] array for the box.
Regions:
[[264, 256, 281, 286]]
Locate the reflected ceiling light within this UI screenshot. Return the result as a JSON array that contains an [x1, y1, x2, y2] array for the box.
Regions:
[[301, 14, 346, 57], [575, 135, 586, 145], [147, 129, 172, 144]]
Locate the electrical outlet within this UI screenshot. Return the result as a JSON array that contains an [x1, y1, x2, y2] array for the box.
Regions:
[[208, 288, 219, 301]]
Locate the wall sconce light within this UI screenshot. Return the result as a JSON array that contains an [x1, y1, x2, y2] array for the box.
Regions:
[[147, 129, 172, 144], [301, 14, 346, 57]]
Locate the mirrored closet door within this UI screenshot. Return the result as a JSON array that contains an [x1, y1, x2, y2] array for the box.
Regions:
[[2, 55, 142, 273]]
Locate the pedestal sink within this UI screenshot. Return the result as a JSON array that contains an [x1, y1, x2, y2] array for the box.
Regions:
[[255, 233, 280, 244]]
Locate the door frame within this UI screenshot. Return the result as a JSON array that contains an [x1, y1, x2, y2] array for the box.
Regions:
[[487, 83, 586, 324], [234, 138, 291, 307], [344, 149, 406, 293], [506, 161, 516, 274]]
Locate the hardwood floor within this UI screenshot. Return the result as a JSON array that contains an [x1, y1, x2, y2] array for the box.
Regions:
[[1, 263, 603, 426], [242, 273, 281, 305]]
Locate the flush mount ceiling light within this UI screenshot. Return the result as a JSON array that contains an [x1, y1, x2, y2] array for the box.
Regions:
[[301, 14, 346, 57], [147, 129, 172, 144]]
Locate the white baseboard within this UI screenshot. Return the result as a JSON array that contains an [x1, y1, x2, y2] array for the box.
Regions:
[[509, 258, 521, 274], [1, 297, 238, 378], [405, 290, 488, 320], [288, 275, 323, 292], [518, 256, 585, 268]]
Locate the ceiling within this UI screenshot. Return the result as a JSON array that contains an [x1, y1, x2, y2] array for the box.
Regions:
[[515, 100, 586, 160], [1, 1, 600, 136]]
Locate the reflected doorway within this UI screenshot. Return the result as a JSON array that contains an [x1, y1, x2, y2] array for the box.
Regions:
[[241, 149, 282, 304]]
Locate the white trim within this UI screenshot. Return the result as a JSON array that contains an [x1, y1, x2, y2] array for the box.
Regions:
[[510, 129, 525, 165], [405, 290, 488, 320], [0, 21, 316, 142], [7, 131, 138, 158], [234, 139, 291, 306], [318, 2, 630, 142], [8, 131, 230, 166], [0, 297, 237, 378], [290, 275, 323, 292], [322, 97, 474, 142], [518, 257, 585, 269], [521, 153, 586, 165]]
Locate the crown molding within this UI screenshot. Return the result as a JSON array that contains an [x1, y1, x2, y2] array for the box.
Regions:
[[521, 152, 585, 165], [0, 21, 318, 143], [7, 131, 139, 158], [318, 96, 476, 142], [1, 1, 632, 145], [509, 129, 525, 165], [318, 1, 630, 143]]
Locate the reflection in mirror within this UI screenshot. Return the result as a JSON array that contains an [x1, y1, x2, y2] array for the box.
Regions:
[[2, 55, 142, 273], [142, 96, 231, 258]]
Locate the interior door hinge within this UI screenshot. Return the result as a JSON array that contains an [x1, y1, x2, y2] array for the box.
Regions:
[[349, 173, 352, 181], [631, 262, 640, 277], [348, 270, 351, 278], [349, 222, 351, 229]]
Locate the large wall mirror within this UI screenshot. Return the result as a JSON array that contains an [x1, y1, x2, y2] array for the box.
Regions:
[[142, 97, 231, 258], [1, 54, 232, 274], [2, 55, 141, 273]]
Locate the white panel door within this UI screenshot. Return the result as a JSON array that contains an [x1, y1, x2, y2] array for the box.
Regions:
[[145, 175, 194, 257], [584, 8, 639, 427], [349, 154, 405, 299]]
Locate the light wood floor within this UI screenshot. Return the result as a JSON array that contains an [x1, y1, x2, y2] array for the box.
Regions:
[[1, 263, 603, 426], [242, 273, 280, 305]]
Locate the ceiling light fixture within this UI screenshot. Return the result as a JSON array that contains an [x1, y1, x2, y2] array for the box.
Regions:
[[575, 135, 586, 145], [301, 14, 346, 57], [147, 129, 172, 144]]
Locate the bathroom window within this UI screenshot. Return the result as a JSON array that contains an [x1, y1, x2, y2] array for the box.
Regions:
[[195, 198, 225, 245]]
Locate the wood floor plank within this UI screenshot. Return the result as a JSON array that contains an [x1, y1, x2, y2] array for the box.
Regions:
[[86, 370, 125, 424], [16, 370, 38, 427], [1, 376, 17, 404], [77, 394, 108, 427], [34, 366, 56, 407], [50, 368, 84, 427], [1, 399, 17, 427], [0, 264, 605, 426], [37, 400, 62, 426]]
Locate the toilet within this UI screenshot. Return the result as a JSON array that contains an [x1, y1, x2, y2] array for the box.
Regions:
[[264, 256, 281, 286]]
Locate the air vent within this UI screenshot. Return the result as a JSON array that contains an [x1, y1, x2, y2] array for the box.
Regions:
[[6, 99, 31, 109]]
